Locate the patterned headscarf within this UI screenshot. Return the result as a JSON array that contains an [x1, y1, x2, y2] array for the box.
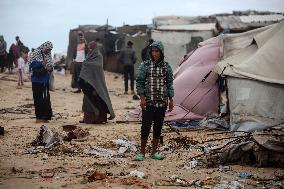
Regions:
[[29, 41, 53, 72]]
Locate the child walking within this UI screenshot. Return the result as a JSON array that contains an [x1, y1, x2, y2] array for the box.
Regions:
[[135, 41, 174, 161], [17, 51, 27, 87]]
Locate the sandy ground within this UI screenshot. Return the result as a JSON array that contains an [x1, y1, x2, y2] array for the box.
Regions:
[[0, 71, 283, 189]]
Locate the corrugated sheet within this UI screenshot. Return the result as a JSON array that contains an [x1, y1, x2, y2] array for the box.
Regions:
[[216, 16, 247, 30], [153, 16, 196, 26], [157, 23, 216, 31], [240, 14, 284, 23], [217, 14, 284, 31], [153, 16, 216, 27]]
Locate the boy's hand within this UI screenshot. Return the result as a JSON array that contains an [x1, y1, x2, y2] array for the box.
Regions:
[[168, 98, 173, 112], [140, 95, 146, 110]]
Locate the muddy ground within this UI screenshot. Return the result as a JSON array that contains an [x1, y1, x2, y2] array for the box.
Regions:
[[0, 71, 283, 189]]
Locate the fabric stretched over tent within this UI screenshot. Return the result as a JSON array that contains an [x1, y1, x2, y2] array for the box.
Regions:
[[227, 77, 284, 129], [211, 22, 284, 131], [167, 42, 221, 120], [214, 21, 284, 84]]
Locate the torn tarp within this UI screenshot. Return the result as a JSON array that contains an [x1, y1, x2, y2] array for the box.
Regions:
[[31, 125, 62, 148], [84, 139, 137, 157], [204, 130, 284, 167]]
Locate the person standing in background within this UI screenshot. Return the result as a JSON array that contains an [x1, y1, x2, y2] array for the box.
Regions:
[[71, 31, 88, 93], [9, 42, 20, 69], [118, 40, 137, 94], [78, 41, 115, 124], [29, 41, 53, 123], [141, 38, 154, 62], [0, 35, 7, 73], [17, 50, 28, 88]]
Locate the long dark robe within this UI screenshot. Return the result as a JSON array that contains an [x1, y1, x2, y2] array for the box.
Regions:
[[79, 46, 115, 123]]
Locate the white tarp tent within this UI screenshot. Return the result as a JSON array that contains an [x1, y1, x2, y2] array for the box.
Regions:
[[214, 21, 284, 131]]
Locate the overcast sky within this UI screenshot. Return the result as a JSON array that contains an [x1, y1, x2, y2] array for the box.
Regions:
[[1, 0, 284, 53]]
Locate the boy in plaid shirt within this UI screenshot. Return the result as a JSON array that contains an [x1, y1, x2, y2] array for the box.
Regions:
[[135, 41, 174, 161]]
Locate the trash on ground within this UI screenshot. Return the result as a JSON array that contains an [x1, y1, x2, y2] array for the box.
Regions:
[[169, 136, 199, 150], [191, 179, 204, 187], [88, 170, 107, 182], [84, 139, 137, 157], [112, 139, 137, 152], [84, 147, 121, 157], [239, 172, 252, 178], [129, 170, 145, 179], [168, 120, 199, 127], [200, 113, 229, 129], [63, 126, 89, 141], [202, 177, 220, 186], [170, 175, 190, 186], [231, 180, 245, 189], [31, 125, 62, 148], [40, 169, 55, 179], [203, 130, 284, 167], [109, 176, 152, 188]]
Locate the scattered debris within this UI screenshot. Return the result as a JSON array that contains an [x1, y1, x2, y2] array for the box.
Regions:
[[40, 169, 55, 179], [168, 120, 199, 127], [169, 136, 199, 149], [239, 172, 252, 178], [203, 131, 284, 167], [0, 104, 33, 114], [213, 176, 229, 189], [129, 170, 145, 179], [31, 125, 62, 148], [231, 180, 245, 189], [112, 139, 137, 153], [200, 113, 229, 129], [184, 159, 198, 169], [109, 177, 152, 188], [62, 126, 89, 141], [62, 124, 77, 132], [169, 175, 191, 187], [11, 167, 23, 174], [88, 170, 107, 182], [84, 147, 121, 157], [84, 139, 136, 157], [202, 177, 220, 186], [191, 179, 204, 187]]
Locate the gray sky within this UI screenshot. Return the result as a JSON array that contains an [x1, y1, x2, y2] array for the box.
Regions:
[[1, 0, 284, 53]]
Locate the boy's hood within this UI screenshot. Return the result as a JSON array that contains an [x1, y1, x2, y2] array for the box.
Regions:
[[150, 41, 164, 56]]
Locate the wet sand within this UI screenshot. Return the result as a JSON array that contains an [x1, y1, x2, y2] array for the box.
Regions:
[[0, 71, 283, 189]]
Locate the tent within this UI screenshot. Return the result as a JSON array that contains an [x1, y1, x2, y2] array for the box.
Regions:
[[214, 21, 284, 131], [127, 21, 284, 131], [165, 40, 220, 121]]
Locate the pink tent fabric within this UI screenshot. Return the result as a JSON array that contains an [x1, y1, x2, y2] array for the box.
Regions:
[[166, 42, 220, 120], [127, 42, 221, 121]]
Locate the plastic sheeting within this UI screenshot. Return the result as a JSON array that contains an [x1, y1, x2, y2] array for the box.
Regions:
[[227, 77, 284, 128], [214, 22, 284, 84]]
